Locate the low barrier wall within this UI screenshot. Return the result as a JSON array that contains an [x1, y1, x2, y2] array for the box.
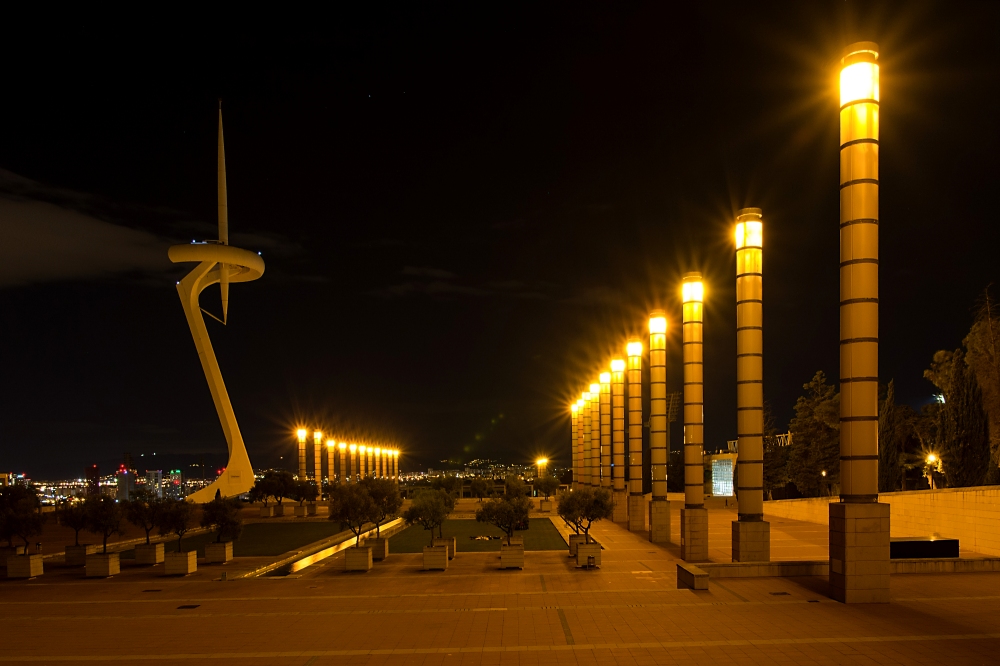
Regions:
[[763, 486, 1000, 557]]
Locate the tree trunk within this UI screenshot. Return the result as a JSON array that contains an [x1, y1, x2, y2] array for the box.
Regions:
[[103, 534, 109, 554]]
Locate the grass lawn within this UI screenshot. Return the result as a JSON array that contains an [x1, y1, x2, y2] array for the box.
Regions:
[[121, 522, 348, 559], [390, 518, 567, 553]]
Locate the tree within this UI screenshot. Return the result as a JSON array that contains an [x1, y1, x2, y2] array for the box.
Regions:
[[941, 351, 992, 487], [291, 480, 318, 506], [878, 381, 903, 493], [402, 489, 450, 546], [534, 476, 560, 500], [504, 476, 530, 497], [156, 499, 195, 551], [247, 478, 272, 507], [361, 477, 402, 538], [431, 475, 463, 497], [470, 478, 491, 502], [475, 495, 531, 545], [329, 483, 376, 547], [557, 488, 612, 543], [56, 499, 90, 547], [1, 485, 44, 551], [761, 401, 788, 500], [85, 495, 125, 554], [788, 371, 840, 497], [267, 470, 296, 506], [200, 497, 244, 543], [125, 487, 163, 545], [963, 286, 1000, 477]]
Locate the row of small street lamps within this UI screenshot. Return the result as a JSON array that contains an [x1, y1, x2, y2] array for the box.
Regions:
[[295, 428, 400, 485]]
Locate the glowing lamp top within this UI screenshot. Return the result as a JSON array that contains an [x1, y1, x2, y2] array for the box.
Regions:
[[339, 442, 347, 451], [393, 450, 399, 457], [571, 403, 578, 414], [626, 340, 643, 356], [313, 430, 323, 443], [590, 383, 601, 393], [296, 429, 307, 442], [735, 209, 763, 249], [610, 359, 626, 372], [326, 439, 335, 448], [374, 448, 381, 455], [648, 310, 667, 334], [583, 391, 591, 401], [682, 273, 704, 303], [840, 42, 879, 106], [536, 458, 548, 465], [599, 372, 611, 384]]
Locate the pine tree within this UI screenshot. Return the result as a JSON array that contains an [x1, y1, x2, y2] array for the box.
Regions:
[[878, 381, 902, 492], [788, 371, 840, 497], [942, 351, 991, 487]]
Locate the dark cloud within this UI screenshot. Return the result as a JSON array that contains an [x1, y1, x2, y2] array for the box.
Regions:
[[401, 265, 458, 279]]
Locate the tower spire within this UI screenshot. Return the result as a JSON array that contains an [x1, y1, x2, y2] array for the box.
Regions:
[[218, 100, 229, 323]]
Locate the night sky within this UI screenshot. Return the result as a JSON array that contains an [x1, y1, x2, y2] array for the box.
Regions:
[[2, 2, 998, 479]]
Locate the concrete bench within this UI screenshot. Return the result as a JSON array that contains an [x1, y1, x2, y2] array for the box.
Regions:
[[890, 537, 958, 559], [676, 563, 709, 590]]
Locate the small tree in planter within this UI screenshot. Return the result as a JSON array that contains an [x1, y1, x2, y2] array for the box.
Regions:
[[557, 488, 613, 544], [403, 490, 450, 546], [1, 485, 45, 578], [200, 497, 243, 563], [247, 478, 273, 515], [84, 496, 125, 577], [329, 483, 376, 571], [361, 477, 402, 560], [534, 477, 560, 511], [125, 487, 165, 564], [56, 499, 89, 547], [470, 478, 490, 502], [157, 499, 197, 575], [291, 480, 318, 516], [475, 494, 532, 546], [267, 470, 295, 515]]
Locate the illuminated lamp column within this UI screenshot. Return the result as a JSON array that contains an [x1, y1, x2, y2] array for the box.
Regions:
[[326, 439, 336, 493], [369, 446, 375, 479], [338, 442, 347, 484], [611, 359, 627, 521], [680, 273, 708, 562], [570, 403, 579, 490], [576, 399, 585, 489], [627, 339, 648, 532], [349, 444, 357, 483], [648, 313, 670, 542], [313, 430, 323, 482], [599, 372, 612, 489], [733, 208, 770, 562], [375, 447, 382, 479], [833, 41, 889, 604], [589, 382, 601, 487], [581, 391, 593, 488], [393, 450, 400, 484], [382, 448, 388, 479], [297, 429, 307, 480]]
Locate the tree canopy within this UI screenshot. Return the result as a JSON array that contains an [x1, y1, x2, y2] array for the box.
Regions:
[[156, 498, 194, 550], [329, 483, 376, 547], [125, 487, 163, 545], [557, 487, 612, 542], [475, 494, 531, 545], [534, 476, 560, 499], [56, 499, 89, 547], [787, 371, 840, 497], [200, 497, 244, 543], [85, 495, 125, 554], [402, 489, 451, 546], [361, 477, 403, 538], [0, 485, 44, 550]]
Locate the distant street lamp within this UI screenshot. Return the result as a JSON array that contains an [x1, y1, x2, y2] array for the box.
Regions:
[[649, 311, 669, 542], [297, 429, 308, 480], [611, 359, 626, 521], [339, 442, 347, 484], [681, 272, 708, 562], [326, 439, 335, 494], [627, 339, 648, 532], [313, 430, 323, 482], [733, 208, 769, 562], [392, 449, 400, 484]]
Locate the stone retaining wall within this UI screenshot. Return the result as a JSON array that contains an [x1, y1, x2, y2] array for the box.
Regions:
[[763, 486, 1000, 557]]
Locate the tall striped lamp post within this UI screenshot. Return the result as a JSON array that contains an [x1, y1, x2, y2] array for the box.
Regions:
[[680, 273, 708, 561]]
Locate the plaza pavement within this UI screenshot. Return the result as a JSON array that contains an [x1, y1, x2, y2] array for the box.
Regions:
[[1, 501, 998, 664]]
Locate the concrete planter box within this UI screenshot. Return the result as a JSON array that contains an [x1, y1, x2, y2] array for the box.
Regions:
[[569, 534, 587, 557], [423, 545, 449, 571], [507, 536, 524, 548], [0, 545, 27, 566], [274, 505, 286, 517], [577, 541, 602, 568], [307, 503, 318, 516], [539, 500, 553, 512], [433, 537, 456, 560], [65, 544, 97, 567], [500, 544, 525, 569], [294, 505, 308, 517], [205, 542, 234, 564], [135, 542, 165, 565], [7, 554, 43, 578], [165, 550, 197, 575], [259, 506, 275, 518], [369, 537, 389, 561], [345, 546, 373, 572], [86, 552, 120, 578]]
